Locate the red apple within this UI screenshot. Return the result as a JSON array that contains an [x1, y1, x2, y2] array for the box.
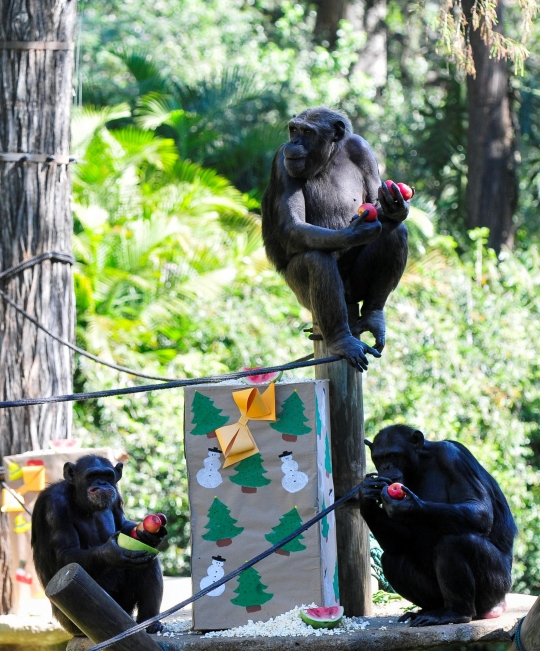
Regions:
[[130, 527, 139, 539], [397, 182, 414, 200], [143, 514, 162, 534], [385, 179, 414, 201], [357, 203, 378, 222], [388, 483, 406, 500], [156, 513, 168, 526]]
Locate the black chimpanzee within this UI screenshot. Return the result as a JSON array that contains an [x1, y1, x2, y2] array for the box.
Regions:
[[31, 455, 166, 635], [261, 106, 410, 372], [359, 425, 516, 627]]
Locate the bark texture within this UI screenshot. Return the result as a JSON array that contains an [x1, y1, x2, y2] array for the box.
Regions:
[[313, 0, 387, 87], [464, 1, 518, 252], [0, 0, 76, 613]]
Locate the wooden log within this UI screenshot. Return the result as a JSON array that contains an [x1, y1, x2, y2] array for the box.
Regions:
[[313, 304, 372, 617], [46, 563, 164, 651], [507, 596, 540, 651]]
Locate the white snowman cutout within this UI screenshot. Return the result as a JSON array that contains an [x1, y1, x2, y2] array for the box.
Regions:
[[279, 451, 309, 493], [199, 555, 226, 596], [196, 448, 223, 488]]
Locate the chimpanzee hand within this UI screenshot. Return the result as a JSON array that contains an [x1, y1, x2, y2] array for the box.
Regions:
[[380, 485, 423, 520], [100, 534, 157, 568], [136, 525, 168, 549], [359, 473, 392, 505], [346, 210, 382, 245], [378, 182, 409, 223]]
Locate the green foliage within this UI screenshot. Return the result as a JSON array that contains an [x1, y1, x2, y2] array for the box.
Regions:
[[202, 497, 244, 542], [231, 566, 273, 608], [270, 391, 311, 437], [265, 507, 306, 552], [229, 453, 271, 489]]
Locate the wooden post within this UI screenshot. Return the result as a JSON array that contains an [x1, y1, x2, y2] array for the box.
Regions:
[[507, 596, 540, 651], [313, 304, 372, 617], [0, 0, 77, 612], [46, 564, 165, 651]]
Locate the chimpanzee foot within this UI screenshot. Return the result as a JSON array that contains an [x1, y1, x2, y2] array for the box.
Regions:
[[478, 600, 507, 619], [144, 620, 164, 634], [326, 336, 381, 372], [401, 609, 472, 627]]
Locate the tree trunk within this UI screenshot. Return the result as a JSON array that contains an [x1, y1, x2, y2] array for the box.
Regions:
[[0, 0, 76, 613], [463, 0, 518, 252], [313, 0, 387, 87]]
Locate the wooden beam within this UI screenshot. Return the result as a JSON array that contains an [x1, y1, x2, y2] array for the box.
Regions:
[[313, 304, 372, 617], [46, 563, 164, 651]]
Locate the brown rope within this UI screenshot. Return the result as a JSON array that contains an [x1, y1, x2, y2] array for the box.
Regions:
[[0, 41, 73, 51]]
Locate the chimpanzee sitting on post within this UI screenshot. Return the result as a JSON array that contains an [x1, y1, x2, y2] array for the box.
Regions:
[[359, 425, 516, 627], [31, 455, 166, 635], [261, 107, 410, 373]]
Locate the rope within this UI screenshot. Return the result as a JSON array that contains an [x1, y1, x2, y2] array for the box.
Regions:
[[0, 254, 315, 382], [86, 480, 363, 651], [0, 481, 32, 516], [0, 356, 339, 409], [514, 616, 527, 651], [0, 252, 74, 281]]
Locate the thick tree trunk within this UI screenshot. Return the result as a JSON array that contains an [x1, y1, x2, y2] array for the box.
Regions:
[[313, 0, 387, 87], [0, 0, 76, 613], [464, 1, 518, 252]]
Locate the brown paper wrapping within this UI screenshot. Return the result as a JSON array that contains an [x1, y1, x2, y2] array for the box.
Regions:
[[185, 380, 338, 630]]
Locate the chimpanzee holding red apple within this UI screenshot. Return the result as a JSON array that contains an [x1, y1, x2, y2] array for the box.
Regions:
[[359, 425, 516, 627], [31, 455, 167, 635], [262, 106, 411, 372]]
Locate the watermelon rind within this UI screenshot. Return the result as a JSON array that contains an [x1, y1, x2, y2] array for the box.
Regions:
[[300, 606, 344, 629], [117, 532, 159, 555]]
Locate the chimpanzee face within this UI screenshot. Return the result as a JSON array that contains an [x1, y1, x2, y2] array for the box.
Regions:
[[283, 116, 345, 180], [365, 426, 424, 483], [64, 456, 123, 512]]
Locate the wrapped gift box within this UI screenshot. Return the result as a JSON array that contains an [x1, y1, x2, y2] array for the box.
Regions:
[[184, 379, 338, 630]]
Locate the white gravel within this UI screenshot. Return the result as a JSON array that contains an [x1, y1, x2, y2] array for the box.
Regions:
[[159, 605, 372, 639]]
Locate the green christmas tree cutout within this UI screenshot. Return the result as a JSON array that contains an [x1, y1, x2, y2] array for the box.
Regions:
[[321, 498, 330, 541], [265, 506, 306, 556], [270, 390, 311, 442], [191, 391, 229, 439], [202, 497, 244, 547], [333, 559, 340, 601], [229, 453, 271, 493], [315, 394, 322, 438], [324, 435, 332, 478], [231, 566, 273, 612]]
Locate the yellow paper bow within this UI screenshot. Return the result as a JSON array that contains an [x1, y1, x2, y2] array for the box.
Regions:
[[215, 383, 276, 467]]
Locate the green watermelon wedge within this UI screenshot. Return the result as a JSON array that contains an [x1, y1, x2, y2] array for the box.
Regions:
[[300, 606, 344, 629]]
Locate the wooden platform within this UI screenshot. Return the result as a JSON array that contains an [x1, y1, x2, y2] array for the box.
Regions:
[[65, 593, 535, 651]]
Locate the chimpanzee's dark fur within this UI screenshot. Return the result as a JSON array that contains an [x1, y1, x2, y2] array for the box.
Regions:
[[360, 425, 517, 627], [31, 455, 165, 635], [262, 107, 409, 371]]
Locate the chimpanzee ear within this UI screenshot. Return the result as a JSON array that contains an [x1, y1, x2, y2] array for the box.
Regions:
[[364, 439, 373, 449], [63, 462, 76, 484], [410, 430, 425, 449], [333, 120, 346, 142], [114, 463, 123, 483]]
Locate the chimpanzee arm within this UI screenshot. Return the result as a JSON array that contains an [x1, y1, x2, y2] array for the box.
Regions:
[[47, 493, 155, 573], [266, 152, 382, 257]]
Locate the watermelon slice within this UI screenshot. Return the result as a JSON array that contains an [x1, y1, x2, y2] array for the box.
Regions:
[[300, 606, 344, 629], [242, 366, 283, 385]]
